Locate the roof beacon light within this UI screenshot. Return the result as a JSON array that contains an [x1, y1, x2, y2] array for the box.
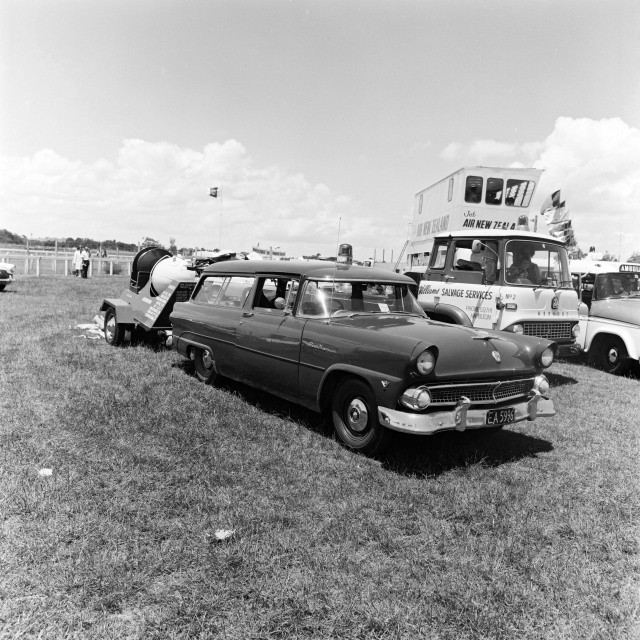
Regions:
[[337, 244, 353, 265]]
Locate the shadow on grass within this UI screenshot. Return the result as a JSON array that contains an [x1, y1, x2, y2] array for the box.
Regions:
[[172, 359, 554, 477], [380, 428, 554, 478], [546, 369, 580, 388]]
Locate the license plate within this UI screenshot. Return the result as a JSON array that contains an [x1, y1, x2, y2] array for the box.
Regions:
[[486, 407, 515, 426]]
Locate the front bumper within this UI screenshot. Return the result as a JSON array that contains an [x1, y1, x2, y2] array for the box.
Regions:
[[378, 391, 555, 435]]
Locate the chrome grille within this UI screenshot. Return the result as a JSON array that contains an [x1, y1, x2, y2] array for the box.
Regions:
[[427, 378, 535, 406], [523, 322, 573, 340]]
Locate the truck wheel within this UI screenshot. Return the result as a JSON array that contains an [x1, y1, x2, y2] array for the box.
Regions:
[[331, 378, 389, 455], [194, 348, 218, 384], [597, 337, 629, 375], [104, 308, 124, 346]]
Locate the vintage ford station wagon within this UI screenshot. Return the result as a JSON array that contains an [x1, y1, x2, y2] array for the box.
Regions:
[[170, 259, 556, 454]]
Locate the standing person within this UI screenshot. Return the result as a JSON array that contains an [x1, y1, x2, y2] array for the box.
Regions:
[[81, 247, 90, 279], [72, 247, 82, 277]]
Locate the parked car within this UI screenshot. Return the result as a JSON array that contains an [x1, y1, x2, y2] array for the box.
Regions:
[[571, 259, 640, 374], [170, 258, 556, 454], [0, 260, 16, 291]]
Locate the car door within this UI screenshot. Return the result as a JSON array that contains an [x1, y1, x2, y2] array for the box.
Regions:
[[187, 274, 256, 379], [234, 277, 305, 401]]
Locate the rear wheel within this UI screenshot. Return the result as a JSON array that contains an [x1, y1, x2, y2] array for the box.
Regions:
[[194, 347, 218, 383], [597, 336, 629, 375], [104, 308, 124, 346], [331, 378, 389, 455]]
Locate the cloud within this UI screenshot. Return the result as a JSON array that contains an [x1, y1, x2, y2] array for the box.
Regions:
[[439, 117, 640, 259], [0, 139, 355, 255], [2, 117, 638, 261]]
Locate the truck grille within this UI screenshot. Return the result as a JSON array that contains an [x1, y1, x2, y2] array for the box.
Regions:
[[427, 378, 535, 406], [523, 321, 573, 341]]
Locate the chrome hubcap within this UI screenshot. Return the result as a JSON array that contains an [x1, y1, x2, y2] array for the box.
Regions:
[[608, 348, 619, 365], [346, 398, 369, 433], [106, 317, 115, 341]]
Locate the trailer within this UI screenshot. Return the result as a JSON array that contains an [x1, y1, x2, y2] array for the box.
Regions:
[[99, 247, 237, 346]]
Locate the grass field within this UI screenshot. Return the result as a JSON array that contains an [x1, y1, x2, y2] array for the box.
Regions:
[[1, 276, 638, 639]]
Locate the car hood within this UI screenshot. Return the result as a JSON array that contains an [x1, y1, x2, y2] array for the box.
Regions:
[[591, 297, 640, 326], [329, 313, 549, 378]]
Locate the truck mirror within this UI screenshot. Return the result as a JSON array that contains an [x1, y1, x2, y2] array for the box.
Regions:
[[472, 239, 482, 253]]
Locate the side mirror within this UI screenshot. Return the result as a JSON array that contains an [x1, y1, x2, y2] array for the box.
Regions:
[[471, 239, 482, 253]]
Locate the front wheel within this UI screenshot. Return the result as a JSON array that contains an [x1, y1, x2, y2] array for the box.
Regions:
[[104, 308, 124, 346], [194, 347, 218, 384], [597, 336, 629, 375], [331, 379, 389, 455]]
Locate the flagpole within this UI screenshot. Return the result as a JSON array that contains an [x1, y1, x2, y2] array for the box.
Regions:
[[210, 186, 221, 250]]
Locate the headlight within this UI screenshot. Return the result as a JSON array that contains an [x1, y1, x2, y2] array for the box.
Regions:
[[572, 324, 580, 337], [400, 386, 431, 410], [533, 375, 550, 395], [416, 350, 436, 375], [539, 347, 554, 368], [510, 324, 524, 334]]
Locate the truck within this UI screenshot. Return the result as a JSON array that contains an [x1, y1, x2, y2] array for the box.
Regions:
[[99, 246, 237, 346], [571, 259, 640, 374], [407, 167, 581, 358]]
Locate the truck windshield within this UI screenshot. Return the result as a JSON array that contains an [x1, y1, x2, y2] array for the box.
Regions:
[[593, 273, 640, 300], [505, 240, 571, 287]]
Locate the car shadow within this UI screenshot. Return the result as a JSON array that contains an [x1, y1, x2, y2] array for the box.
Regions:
[[546, 370, 579, 388], [379, 428, 554, 478], [173, 360, 555, 477]]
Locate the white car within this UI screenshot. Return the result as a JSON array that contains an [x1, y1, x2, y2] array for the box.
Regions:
[[0, 260, 16, 291]]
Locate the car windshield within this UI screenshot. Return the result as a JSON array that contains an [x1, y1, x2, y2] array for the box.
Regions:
[[298, 279, 426, 318], [594, 273, 640, 299], [505, 240, 572, 287]]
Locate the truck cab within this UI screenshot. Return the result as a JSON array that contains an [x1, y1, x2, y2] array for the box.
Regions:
[[571, 259, 640, 374], [408, 167, 581, 357]]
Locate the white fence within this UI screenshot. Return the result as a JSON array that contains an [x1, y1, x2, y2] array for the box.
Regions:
[[1, 254, 133, 277]]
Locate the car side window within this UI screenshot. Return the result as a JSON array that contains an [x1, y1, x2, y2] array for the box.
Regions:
[[252, 277, 300, 312], [219, 276, 255, 307], [192, 276, 227, 305]]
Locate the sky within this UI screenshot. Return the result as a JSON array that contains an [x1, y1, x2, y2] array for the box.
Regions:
[[1, 0, 639, 261]]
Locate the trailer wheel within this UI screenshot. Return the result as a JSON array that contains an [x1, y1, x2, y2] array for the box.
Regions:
[[596, 336, 629, 375], [104, 308, 124, 346], [194, 348, 218, 384]]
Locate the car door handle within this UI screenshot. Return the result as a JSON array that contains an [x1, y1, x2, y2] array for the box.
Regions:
[[242, 312, 254, 318]]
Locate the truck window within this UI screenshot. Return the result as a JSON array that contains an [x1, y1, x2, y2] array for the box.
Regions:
[[485, 178, 503, 205], [465, 176, 483, 203], [430, 243, 448, 269], [505, 179, 536, 207]]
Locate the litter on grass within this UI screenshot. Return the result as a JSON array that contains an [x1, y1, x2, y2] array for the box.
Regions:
[[38, 468, 53, 477], [74, 314, 105, 340], [213, 529, 235, 542]]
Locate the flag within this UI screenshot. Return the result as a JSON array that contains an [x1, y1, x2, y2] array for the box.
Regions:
[[545, 203, 569, 225], [539, 189, 562, 215], [209, 187, 219, 198]]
